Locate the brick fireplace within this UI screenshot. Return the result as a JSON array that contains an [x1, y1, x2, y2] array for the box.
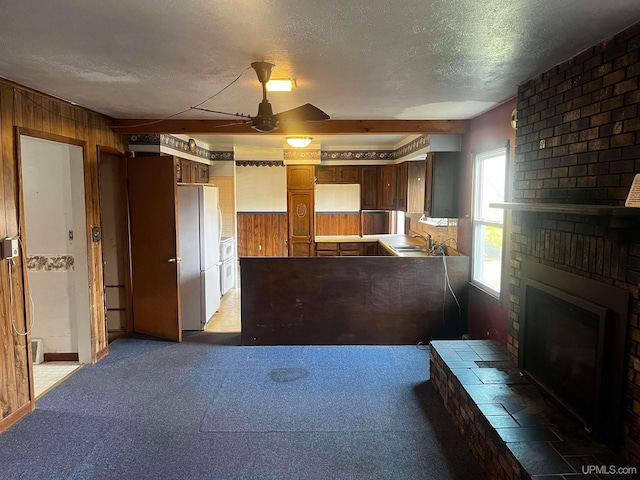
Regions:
[[508, 22, 640, 462]]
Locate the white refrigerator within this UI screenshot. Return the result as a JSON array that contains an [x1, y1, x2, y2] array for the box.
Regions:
[[177, 185, 222, 330]]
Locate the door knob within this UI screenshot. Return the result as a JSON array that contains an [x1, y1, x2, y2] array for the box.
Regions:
[[168, 257, 181, 263]]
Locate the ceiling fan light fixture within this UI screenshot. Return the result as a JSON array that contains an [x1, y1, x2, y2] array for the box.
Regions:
[[286, 136, 313, 148], [266, 79, 295, 92]]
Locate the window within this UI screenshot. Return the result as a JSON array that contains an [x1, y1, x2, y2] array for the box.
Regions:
[[472, 147, 507, 297]]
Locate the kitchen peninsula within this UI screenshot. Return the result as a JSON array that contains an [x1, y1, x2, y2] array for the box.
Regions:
[[240, 234, 469, 346]]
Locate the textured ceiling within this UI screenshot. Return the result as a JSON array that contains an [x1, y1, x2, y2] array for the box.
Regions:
[[1, 1, 639, 149]]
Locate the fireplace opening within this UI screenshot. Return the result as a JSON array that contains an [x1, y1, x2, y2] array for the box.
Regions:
[[519, 261, 628, 450], [521, 280, 607, 431]]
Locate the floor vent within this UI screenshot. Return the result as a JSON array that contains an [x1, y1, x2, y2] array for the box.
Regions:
[[32, 338, 44, 364]]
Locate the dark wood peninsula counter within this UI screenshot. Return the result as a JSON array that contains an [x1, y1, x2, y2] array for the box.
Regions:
[[240, 238, 469, 345]]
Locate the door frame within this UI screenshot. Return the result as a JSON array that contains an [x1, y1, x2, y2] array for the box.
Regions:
[[15, 127, 94, 365]]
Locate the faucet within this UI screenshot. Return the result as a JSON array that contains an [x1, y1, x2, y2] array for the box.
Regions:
[[411, 232, 432, 250]]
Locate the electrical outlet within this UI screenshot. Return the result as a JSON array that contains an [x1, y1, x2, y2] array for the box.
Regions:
[[2, 237, 19, 259]]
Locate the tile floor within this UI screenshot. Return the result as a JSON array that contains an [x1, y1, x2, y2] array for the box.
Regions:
[[33, 361, 82, 399], [205, 287, 241, 333]]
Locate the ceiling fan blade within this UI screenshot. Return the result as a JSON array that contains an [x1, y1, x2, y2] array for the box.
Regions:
[[275, 103, 330, 123]]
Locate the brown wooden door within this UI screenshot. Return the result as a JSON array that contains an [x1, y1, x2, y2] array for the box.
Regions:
[[396, 162, 408, 211], [198, 164, 209, 183], [315, 166, 337, 184], [288, 190, 314, 257], [337, 166, 360, 183], [377, 165, 397, 210], [361, 167, 378, 209], [127, 155, 182, 341], [424, 154, 434, 217], [407, 160, 426, 213], [287, 165, 315, 189]]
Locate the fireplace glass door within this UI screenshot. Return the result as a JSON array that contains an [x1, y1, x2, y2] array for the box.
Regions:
[[521, 280, 608, 431]]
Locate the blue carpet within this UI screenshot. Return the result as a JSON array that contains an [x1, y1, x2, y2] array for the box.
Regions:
[[0, 334, 485, 479]]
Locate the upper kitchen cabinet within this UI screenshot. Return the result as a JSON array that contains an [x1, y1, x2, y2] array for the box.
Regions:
[[424, 152, 460, 218], [406, 160, 426, 213], [395, 162, 408, 211], [177, 157, 209, 184], [288, 164, 315, 190], [197, 163, 209, 183], [361, 166, 378, 210], [315, 166, 360, 184], [377, 165, 397, 210]]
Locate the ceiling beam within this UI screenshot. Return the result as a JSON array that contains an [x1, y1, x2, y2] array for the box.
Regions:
[[111, 119, 468, 135]]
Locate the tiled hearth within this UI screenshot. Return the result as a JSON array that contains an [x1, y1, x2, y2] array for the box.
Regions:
[[430, 340, 634, 479]]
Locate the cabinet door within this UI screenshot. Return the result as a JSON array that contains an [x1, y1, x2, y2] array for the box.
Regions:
[[181, 159, 192, 183], [396, 163, 408, 211], [288, 165, 315, 189], [363, 242, 379, 256], [315, 166, 337, 184], [197, 164, 209, 184], [337, 166, 360, 183], [407, 160, 426, 213], [423, 154, 433, 217], [361, 167, 378, 209], [316, 243, 338, 256], [288, 190, 314, 256], [190, 162, 199, 184], [176, 157, 183, 183], [424, 152, 460, 218], [377, 165, 397, 210]]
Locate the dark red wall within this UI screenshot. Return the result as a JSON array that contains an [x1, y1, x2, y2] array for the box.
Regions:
[[458, 98, 516, 341]]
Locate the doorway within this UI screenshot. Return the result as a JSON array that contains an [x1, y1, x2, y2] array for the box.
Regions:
[[19, 134, 92, 392], [97, 149, 132, 343]]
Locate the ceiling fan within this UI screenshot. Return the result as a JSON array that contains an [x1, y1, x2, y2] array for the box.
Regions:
[[194, 62, 330, 132]]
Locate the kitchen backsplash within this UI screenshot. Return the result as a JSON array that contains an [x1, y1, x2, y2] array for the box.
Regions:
[[407, 213, 459, 254]]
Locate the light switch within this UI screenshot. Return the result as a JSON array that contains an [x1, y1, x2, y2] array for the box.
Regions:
[[2, 237, 19, 259]]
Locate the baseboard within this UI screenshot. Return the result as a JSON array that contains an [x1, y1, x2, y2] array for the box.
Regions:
[[43, 353, 79, 362], [0, 401, 34, 435]]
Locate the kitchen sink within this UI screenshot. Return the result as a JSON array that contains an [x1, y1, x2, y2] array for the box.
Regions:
[[390, 245, 430, 253]]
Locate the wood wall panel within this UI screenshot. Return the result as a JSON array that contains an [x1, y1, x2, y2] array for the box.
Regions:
[[0, 78, 126, 433], [241, 256, 470, 345], [237, 213, 288, 257], [315, 213, 361, 236]]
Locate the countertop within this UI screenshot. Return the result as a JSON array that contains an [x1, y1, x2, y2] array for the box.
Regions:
[[314, 234, 433, 257]]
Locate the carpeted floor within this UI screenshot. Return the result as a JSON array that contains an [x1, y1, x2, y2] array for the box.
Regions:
[[0, 334, 486, 479]]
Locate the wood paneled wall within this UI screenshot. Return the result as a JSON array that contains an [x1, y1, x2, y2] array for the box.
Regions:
[[240, 256, 470, 345], [0, 79, 126, 433], [315, 213, 360, 236], [237, 213, 288, 256]]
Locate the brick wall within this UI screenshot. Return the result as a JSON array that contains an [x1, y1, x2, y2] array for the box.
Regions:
[[510, 22, 640, 462]]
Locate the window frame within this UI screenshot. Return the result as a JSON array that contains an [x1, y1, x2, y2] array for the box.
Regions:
[[470, 145, 508, 300]]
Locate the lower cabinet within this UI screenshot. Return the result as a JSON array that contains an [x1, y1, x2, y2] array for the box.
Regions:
[[315, 241, 380, 256], [316, 242, 338, 256]]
